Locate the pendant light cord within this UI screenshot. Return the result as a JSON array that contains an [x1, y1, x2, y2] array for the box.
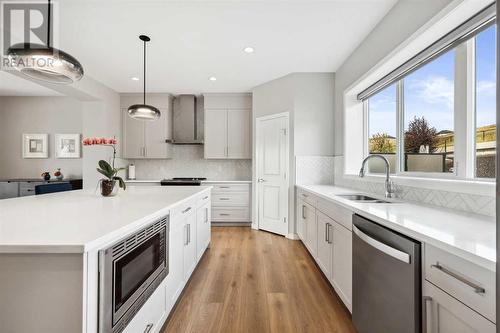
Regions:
[[47, 0, 51, 47], [143, 39, 146, 104]]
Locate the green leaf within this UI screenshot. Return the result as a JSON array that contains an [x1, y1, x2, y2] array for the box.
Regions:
[[98, 160, 113, 175], [97, 168, 112, 180], [113, 176, 126, 190]]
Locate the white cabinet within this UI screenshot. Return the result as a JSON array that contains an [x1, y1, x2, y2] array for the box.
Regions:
[[122, 108, 172, 159], [296, 187, 352, 312], [182, 210, 197, 281], [331, 221, 352, 311], [303, 202, 317, 257], [205, 182, 251, 224], [204, 109, 251, 159], [121, 94, 173, 159], [0, 181, 18, 199], [165, 214, 185, 315], [296, 199, 306, 240], [423, 281, 495, 333], [316, 211, 333, 279], [196, 201, 211, 261]]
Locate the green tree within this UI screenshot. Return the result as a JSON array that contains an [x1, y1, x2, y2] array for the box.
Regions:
[[404, 116, 438, 153], [369, 133, 396, 153]]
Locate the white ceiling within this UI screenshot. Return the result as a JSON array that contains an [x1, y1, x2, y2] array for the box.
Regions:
[[2, 0, 397, 95]]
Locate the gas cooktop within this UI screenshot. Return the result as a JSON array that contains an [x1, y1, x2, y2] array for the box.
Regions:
[[160, 178, 207, 186]]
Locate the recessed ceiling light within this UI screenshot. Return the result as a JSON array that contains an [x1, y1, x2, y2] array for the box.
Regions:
[[131, 77, 139, 81], [209, 76, 217, 81], [243, 46, 254, 53]]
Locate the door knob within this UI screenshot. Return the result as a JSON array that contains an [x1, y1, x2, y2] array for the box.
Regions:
[[257, 178, 266, 183]]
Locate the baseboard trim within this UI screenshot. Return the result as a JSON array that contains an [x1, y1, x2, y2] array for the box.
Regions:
[[286, 233, 300, 240]]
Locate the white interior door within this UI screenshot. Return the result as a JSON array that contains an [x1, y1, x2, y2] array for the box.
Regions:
[[256, 113, 289, 236]]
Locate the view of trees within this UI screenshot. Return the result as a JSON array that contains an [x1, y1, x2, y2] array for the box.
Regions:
[[369, 117, 439, 154], [404, 116, 438, 153], [369, 133, 395, 153]]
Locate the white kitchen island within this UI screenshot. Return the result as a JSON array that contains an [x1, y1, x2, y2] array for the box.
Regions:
[[0, 186, 212, 333]]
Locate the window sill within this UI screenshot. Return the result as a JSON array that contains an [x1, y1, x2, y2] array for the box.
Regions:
[[341, 173, 494, 196]]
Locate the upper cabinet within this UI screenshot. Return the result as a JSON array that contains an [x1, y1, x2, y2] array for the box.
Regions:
[[121, 94, 173, 159], [203, 93, 252, 160]]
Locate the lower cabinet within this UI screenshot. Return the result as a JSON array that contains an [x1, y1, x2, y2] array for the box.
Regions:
[[122, 283, 167, 333], [196, 202, 211, 260], [303, 202, 317, 257], [165, 213, 185, 315], [331, 222, 352, 310], [296, 188, 353, 312], [316, 211, 333, 279], [183, 210, 197, 281], [423, 281, 495, 333]]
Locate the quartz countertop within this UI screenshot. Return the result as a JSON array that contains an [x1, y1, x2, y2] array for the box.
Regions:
[[297, 185, 496, 271], [0, 186, 211, 254]]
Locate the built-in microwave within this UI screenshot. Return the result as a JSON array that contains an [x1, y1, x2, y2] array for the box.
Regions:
[[98, 216, 169, 333]]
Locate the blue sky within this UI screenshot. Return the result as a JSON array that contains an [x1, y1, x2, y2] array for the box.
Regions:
[[369, 25, 496, 137]]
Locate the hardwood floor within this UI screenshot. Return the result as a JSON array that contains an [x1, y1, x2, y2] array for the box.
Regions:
[[162, 227, 357, 333]]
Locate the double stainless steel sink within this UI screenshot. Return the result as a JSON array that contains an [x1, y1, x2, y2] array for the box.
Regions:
[[336, 194, 393, 204]]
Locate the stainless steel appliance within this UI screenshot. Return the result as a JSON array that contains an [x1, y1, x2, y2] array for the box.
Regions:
[[352, 214, 421, 333], [160, 177, 207, 186], [99, 216, 169, 333], [170, 95, 204, 144]]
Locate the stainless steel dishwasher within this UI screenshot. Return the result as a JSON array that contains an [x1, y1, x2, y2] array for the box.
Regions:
[[352, 214, 421, 333]]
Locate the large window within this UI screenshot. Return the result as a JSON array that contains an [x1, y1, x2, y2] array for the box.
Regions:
[[365, 19, 496, 180], [475, 25, 496, 178], [403, 50, 455, 173], [368, 84, 396, 173]]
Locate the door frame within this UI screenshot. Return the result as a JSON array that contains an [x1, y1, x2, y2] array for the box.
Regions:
[[253, 111, 290, 236]]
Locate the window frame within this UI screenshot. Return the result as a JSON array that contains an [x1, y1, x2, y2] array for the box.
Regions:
[[363, 26, 495, 182]]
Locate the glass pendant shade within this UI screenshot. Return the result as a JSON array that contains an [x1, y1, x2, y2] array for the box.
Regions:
[[7, 43, 84, 84], [128, 35, 160, 121], [127, 104, 161, 120]]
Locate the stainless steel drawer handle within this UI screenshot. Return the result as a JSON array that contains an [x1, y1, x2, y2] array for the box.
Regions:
[[182, 207, 192, 214], [353, 225, 410, 264], [219, 186, 230, 188], [144, 323, 154, 333], [422, 296, 432, 333], [220, 213, 230, 216], [302, 205, 306, 219], [325, 223, 329, 242], [219, 198, 230, 200], [431, 263, 485, 294], [203, 196, 209, 200], [302, 193, 308, 197]]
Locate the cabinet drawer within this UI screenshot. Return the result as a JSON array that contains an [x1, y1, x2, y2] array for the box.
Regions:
[[121, 281, 166, 333], [212, 192, 249, 207], [297, 188, 317, 206], [212, 208, 250, 221], [171, 198, 197, 221], [196, 191, 211, 208], [210, 183, 250, 193], [424, 244, 495, 322], [316, 197, 353, 230]]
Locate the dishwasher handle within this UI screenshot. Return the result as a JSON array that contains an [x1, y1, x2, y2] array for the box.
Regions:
[[353, 225, 411, 264]]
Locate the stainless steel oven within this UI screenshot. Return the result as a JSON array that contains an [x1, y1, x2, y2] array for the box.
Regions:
[[99, 216, 169, 333]]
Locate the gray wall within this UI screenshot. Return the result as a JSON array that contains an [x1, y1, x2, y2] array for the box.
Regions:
[[333, 0, 453, 155], [252, 72, 335, 235], [0, 97, 83, 179]]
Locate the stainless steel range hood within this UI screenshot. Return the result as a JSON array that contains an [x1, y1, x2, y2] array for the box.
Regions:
[[170, 94, 204, 144]]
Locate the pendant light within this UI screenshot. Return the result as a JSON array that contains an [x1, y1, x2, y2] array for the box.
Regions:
[[127, 35, 161, 120], [6, 0, 84, 84]]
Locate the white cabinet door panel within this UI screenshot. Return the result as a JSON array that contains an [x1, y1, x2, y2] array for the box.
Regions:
[[316, 212, 333, 279], [196, 202, 211, 261], [145, 109, 170, 158], [227, 109, 251, 159], [304, 203, 317, 257], [332, 221, 352, 311], [204, 109, 227, 159], [165, 218, 184, 314], [296, 199, 306, 241], [183, 212, 197, 280], [423, 281, 495, 333], [122, 108, 144, 159]]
